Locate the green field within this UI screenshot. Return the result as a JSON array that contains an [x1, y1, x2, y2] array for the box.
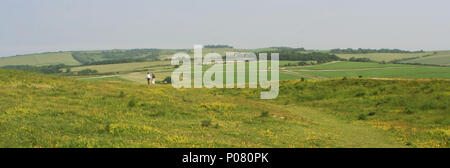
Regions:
[[75, 61, 450, 84], [287, 61, 408, 70], [75, 60, 304, 83], [0, 52, 80, 66], [336, 53, 431, 62], [297, 67, 450, 79], [0, 69, 448, 147], [400, 51, 450, 66], [72, 61, 171, 73], [287, 61, 450, 79]]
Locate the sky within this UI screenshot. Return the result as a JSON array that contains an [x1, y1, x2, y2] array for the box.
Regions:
[[1, 0, 449, 57]]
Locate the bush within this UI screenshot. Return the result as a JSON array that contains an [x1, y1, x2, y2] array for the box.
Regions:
[[358, 114, 367, 120], [404, 108, 414, 115], [163, 76, 172, 84], [260, 110, 270, 117], [128, 98, 136, 108], [368, 111, 376, 116], [349, 57, 372, 62], [201, 120, 212, 127], [2, 64, 66, 74], [78, 69, 98, 75], [298, 62, 307, 66], [119, 91, 126, 98], [213, 123, 220, 129], [355, 92, 366, 97]]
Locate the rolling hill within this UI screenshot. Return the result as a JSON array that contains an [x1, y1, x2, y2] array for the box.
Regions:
[[0, 68, 448, 147], [0, 52, 80, 66]]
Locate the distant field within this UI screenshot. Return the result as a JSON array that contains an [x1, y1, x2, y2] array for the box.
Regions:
[[82, 70, 302, 84], [0, 52, 80, 66], [293, 62, 450, 79], [400, 51, 450, 66], [72, 61, 171, 73], [298, 67, 450, 79], [287, 61, 408, 70], [336, 53, 431, 62], [76, 61, 450, 83], [78, 60, 304, 83]]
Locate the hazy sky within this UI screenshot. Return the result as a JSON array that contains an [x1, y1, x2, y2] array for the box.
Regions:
[[1, 0, 449, 57]]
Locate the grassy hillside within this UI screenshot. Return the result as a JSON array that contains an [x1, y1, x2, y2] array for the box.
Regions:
[[0, 52, 80, 66], [216, 79, 450, 147], [0, 69, 448, 147]]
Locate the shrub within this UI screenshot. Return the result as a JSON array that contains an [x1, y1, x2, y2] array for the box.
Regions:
[[404, 108, 414, 115], [355, 92, 366, 97], [163, 76, 172, 84], [214, 123, 220, 129], [78, 68, 98, 75], [301, 77, 305, 82], [342, 77, 347, 80], [368, 111, 376, 116], [201, 120, 212, 127], [128, 98, 136, 108], [119, 91, 126, 98], [260, 110, 270, 117], [358, 114, 367, 120]]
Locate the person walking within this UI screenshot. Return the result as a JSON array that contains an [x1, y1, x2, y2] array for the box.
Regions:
[[146, 72, 152, 85], [151, 72, 156, 85]]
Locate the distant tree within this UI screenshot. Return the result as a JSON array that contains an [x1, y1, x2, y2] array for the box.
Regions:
[[330, 48, 424, 54], [298, 62, 307, 66], [204, 44, 233, 48], [256, 48, 340, 63], [349, 57, 372, 62], [1, 64, 65, 74]]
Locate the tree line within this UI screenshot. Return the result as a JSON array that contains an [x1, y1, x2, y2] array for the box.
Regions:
[[72, 49, 161, 65], [257, 48, 341, 64], [1, 64, 66, 74], [204, 44, 233, 48], [330, 48, 424, 54]]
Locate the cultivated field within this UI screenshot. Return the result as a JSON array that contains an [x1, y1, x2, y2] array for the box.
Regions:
[[288, 61, 450, 79], [336, 52, 432, 62], [400, 51, 450, 66], [71, 61, 171, 73]]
